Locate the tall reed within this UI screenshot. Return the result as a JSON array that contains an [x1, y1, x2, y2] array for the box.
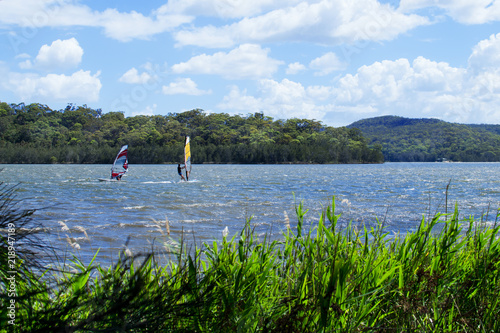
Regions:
[[2, 193, 499, 332]]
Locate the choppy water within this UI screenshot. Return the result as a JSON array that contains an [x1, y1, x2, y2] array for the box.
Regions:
[[2, 163, 499, 264]]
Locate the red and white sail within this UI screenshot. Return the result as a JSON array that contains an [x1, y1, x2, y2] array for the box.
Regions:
[[111, 145, 128, 179]]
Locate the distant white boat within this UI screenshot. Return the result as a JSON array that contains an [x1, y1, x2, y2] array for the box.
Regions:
[[99, 145, 128, 182]]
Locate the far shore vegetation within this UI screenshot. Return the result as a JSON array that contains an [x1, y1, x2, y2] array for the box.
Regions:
[[349, 115, 500, 162], [1, 179, 499, 332], [0, 102, 383, 164]]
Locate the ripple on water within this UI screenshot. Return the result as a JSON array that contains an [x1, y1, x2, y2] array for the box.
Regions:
[[3, 163, 499, 264]]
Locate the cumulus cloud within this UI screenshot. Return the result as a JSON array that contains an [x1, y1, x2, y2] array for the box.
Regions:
[[6, 69, 102, 102], [171, 44, 283, 79], [36, 38, 83, 70], [98, 8, 191, 42], [327, 46, 500, 124], [18, 60, 33, 70], [2, 0, 499, 46], [468, 33, 500, 74], [16, 38, 83, 71], [174, 0, 429, 48], [331, 57, 467, 118], [218, 33, 500, 125], [0, 0, 192, 42], [309, 52, 346, 76], [218, 79, 330, 120], [161, 0, 298, 19], [131, 104, 157, 117], [286, 62, 306, 75], [399, 0, 500, 24], [162, 78, 211, 95], [119, 67, 155, 84]]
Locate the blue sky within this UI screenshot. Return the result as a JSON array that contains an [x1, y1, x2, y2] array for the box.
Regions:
[[1, 0, 500, 126]]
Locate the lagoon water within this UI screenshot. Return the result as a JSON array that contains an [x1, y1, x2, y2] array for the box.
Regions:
[[2, 163, 499, 264]]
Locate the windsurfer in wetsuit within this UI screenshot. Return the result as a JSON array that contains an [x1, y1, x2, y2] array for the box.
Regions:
[[178, 163, 186, 181]]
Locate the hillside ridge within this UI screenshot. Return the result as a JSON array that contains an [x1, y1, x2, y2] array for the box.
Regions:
[[348, 115, 500, 162]]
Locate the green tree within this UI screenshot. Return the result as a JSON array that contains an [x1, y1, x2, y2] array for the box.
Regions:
[[0, 103, 384, 164]]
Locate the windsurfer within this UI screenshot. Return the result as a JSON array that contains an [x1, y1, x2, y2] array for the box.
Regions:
[[178, 163, 186, 181], [112, 174, 122, 181]]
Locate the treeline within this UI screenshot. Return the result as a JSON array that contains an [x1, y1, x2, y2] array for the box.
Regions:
[[349, 116, 500, 162], [0, 102, 383, 164]]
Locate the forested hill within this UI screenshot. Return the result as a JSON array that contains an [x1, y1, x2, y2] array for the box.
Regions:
[[0, 102, 383, 164], [348, 115, 500, 162]]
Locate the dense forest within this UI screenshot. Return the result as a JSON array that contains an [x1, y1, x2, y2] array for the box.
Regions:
[[349, 116, 500, 162], [0, 102, 383, 164]]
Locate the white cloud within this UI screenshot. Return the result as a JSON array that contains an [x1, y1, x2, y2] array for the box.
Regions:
[[468, 33, 500, 74], [15, 53, 30, 59], [99, 8, 191, 42], [333, 57, 466, 110], [18, 59, 33, 70], [174, 25, 235, 48], [335, 59, 409, 105], [0, 0, 192, 42], [6, 69, 102, 102], [0, 0, 431, 46], [307, 85, 334, 101], [218, 79, 330, 120], [171, 44, 283, 79], [174, 0, 429, 48], [411, 56, 464, 92], [399, 0, 500, 24], [15, 53, 32, 69], [131, 104, 157, 117], [309, 52, 346, 76], [35, 38, 83, 70], [15, 38, 83, 71], [286, 62, 306, 75], [217, 85, 262, 112], [161, 0, 297, 19], [328, 51, 500, 124], [218, 33, 500, 126], [332, 1, 430, 42], [162, 78, 211, 95], [119, 67, 155, 84]]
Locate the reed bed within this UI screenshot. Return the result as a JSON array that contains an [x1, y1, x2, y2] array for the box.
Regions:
[[1, 196, 500, 332]]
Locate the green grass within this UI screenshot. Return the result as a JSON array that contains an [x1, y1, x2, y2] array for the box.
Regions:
[[1, 193, 500, 332]]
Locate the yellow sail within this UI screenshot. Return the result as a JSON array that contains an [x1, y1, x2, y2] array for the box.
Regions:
[[184, 136, 191, 180]]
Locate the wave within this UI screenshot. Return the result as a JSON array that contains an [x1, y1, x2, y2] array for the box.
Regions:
[[124, 205, 150, 210]]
